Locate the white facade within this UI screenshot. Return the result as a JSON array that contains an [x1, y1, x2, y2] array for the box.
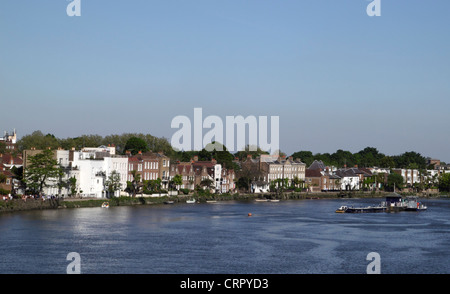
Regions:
[[339, 175, 360, 191], [70, 151, 128, 198], [214, 164, 222, 192], [394, 169, 420, 186]]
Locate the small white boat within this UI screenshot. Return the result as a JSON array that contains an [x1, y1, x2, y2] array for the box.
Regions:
[[186, 199, 196, 204], [206, 200, 217, 203], [255, 199, 268, 202], [269, 199, 280, 202], [101, 202, 109, 208]]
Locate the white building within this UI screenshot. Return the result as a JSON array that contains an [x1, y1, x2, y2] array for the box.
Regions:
[[69, 149, 128, 198], [392, 169, 420, 186], [334, 168, 361, 191]]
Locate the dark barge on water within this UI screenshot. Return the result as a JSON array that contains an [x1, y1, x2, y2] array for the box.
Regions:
[[336, 193, 427, 213], [335, 205, 385, 213]]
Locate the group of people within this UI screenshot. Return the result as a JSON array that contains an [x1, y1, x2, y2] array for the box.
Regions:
[[2, 195, 13, 201], [0, 194, 59, 202], [22, 194, 59, 201]]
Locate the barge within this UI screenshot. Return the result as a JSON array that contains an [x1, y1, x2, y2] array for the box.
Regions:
[[336, 193, 427, 213]]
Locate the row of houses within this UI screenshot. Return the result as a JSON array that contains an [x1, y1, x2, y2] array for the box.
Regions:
[[170, 156, 236, 193], [19, 147, 237, 198], [0, 132, 238, 198], [3, 142, 238, 198], [239, 155, 450, 193]]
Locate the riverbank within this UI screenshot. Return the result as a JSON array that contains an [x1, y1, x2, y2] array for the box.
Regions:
[[0, 191, 447, 213]]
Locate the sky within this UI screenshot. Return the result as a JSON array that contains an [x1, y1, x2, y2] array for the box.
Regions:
[[1, 0, 449, 162]]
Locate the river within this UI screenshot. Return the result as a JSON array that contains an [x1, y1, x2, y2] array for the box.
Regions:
[[0, 198, 448, 274]]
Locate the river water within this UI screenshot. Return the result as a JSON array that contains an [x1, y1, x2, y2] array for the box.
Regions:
[[0, 198, 448, 274]]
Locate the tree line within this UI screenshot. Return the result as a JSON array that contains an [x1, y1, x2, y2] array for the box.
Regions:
[[4, 131, 450, 196], [291, 147, 440, 170], [14, 131, 444, 171], [16, 130, 174, 157]]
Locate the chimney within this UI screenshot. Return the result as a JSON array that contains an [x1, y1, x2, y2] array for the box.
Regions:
[[193, 155, 198, 162], [354, 165, 358, 168], [138, 151, 142, 154], [247, 154, 252, 159]]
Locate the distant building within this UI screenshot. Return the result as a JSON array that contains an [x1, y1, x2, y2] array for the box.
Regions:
[[241, 155, 306, 191], [426, 157, 440, 168], [305, 160, 340, 192], [70, 148, 128, 198], [0, 129, 17, 152], [23, 147, 128, 198], [170, 156, 235, 193], [392, 168, 420, 187], [0, 152, 24, 195]]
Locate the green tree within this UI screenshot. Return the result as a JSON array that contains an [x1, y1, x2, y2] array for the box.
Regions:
[[105, 171, 122, 198], [386, 173, 404, 192], [23, 149, 63, 194], [127, 170, 142, 197], [17, 131, 60, 151], [234, 145, 269, 161], [124, 137, 149, 155], [439, 173, 450, 192], [205, 142, 239, 171], [200, 178, 214, 190], [148, 178, 162, 194], [290, 151, 314, 166], [171, 174, 183, 191], [0, 174, 6, 185], [68, 176, 77, 196]]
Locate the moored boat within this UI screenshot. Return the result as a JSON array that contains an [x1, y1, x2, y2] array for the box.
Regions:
[[186, 199, 196, 204], [405, 196, 427, 211], [335, 205, 385, 213], [101, 202, 109, 208]]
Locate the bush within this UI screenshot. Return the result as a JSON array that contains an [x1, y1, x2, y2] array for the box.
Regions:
[[0, 188, 10, 195]]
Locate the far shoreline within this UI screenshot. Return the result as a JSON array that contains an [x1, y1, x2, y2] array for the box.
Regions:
[[1, 191, 447, 214]]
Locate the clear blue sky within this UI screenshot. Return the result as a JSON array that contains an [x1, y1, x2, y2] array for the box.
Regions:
[[1, 1, 449, 162]]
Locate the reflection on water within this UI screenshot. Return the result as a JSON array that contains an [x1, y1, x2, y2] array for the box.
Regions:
[[0, 198, 449, 274]]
